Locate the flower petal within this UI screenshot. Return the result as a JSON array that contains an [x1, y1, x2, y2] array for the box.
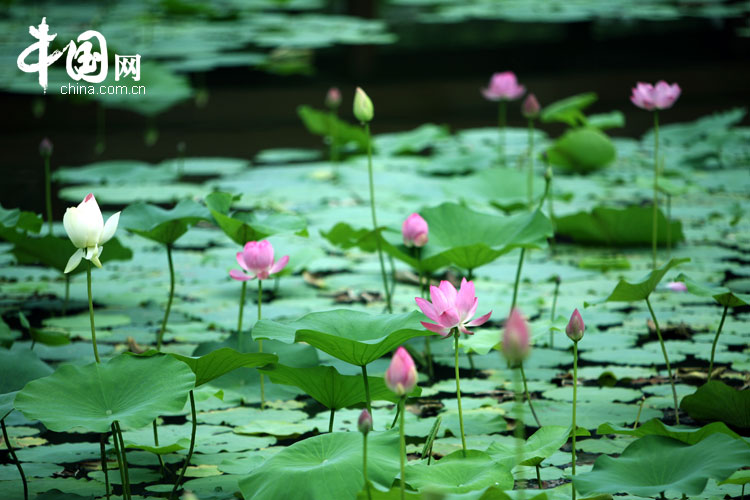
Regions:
[[229, 269, 254, 281], [429, 285, 449, 315], [466, 310, 492, 327], [437, 308, 460, 329], [64, 248, 84, 274], [438, 280, 457, 305], [455, 279, 476, 319], [415, 297, 440, 323], [100, 211, 120, 244], [269, 255, 289, 275], [421, 321, 451, 337], [236, 252, 249, 272]]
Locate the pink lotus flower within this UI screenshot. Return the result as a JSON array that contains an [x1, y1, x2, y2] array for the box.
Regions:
[[385, 347, 418, 395], [522, 93, 540, 119], [229, 240, 289, 281], [666, 281, 687, 292], [630, 81, 681, 111], [402, 213, 428, 248], [482, 71, 526, 101], [502, 308, 530, 363], [415, 278, 492, 337], [566, 308, 585, 342]]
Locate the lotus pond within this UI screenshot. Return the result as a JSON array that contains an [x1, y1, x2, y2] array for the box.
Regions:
[[1, 2, 750, 500]]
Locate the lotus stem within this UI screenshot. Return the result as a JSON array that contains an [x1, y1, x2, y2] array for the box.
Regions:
[[513, 367, 525, 500], [571, 340, 579, 500], [258, 279, 265, 410], [362, 431, 372, 500], [328, 407, 335, 433], [87, 262, 100, 363], [100, 434, 110, 500], [453, 329, 467, 457], [633, 397, 646, 430], [110, 423, 127, 499], [364, 123, 391, 313], [157, 244, 175, 351], [519, 362, 542, 428], [171, 390, 196, 500], [361, 365, 373, 423], [528, 118, 535, 208], [399, 396, 406, 500], [536, 464, 543, 489], [237, 281, 247, 348], [645, 296, 679, 424], [2, 419, 28, 500], [498, 100, 507, 166], [114, 421, 131, 500], [708, 305, 729, 381], [511, 249, 526, 310], [153, 420, 166, 477], [667, 193, 672, 257], [63, 274, 70, 315], [550, 278, 560, 348], [44, 154, 53, 235], [652, 111, 660, 270]]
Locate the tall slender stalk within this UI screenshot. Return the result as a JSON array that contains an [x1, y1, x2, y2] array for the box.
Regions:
[[361, 365, 373, 423], [152, 420, 166, 477], [258, 280, 265, 410], [708, 305, 729, 381], [87, 262, 100, 363], [571, 341, 579, 500], [2, 419, 28, 500], [113, 421, 131, 500], [645, 296, 679, 424], [100, 434, 110, 500], [237, 281, 247, 347], [363, 432, 372, 500], [527, 118, 535, 208], [110, 423, 127, 499], [453, 329, 467, 457], [511, 249, 525, 310], [651, 111, 660, 270], [364, 124, 391, 313], [513, 368, 525, 500], [171, 390, 196, 500], [550, 277, 560, 348], [157, 244, 175, 351], [519, 363, 542, 428], [398, 396, 406, 500], [62, 275, 70, 315], [328, 407, 335, 433], [498, 100, 507, 166], [43, 154, 53, 235]]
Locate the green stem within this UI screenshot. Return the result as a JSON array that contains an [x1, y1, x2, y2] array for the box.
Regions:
[[536, 464, 543, 489], [511, 248, 526, 310], [498, 100, 507, 166], [44, 155, 53, 235], [399, 396, 406, 500], [362, 365, 373, 423], [2, 419, 28, 500], [100, 433, 110, 500], [329, 407, 335, 433], [571, 341, 578, 500], [171, 390, 196, 500], [87, 262, 100, 363], [237, 281, 247, 347], [258, 279, 265, 410], [645, 296, 679, 424], [62, 274, 70, 316], [153, 420, 166, 477], [513, 367, 525, 499], [114, 421, 131, 500], [550, 278, 560, 348], [633, 397, 645, 430], [391, 403, 400, 429], [708, 305, 729, 381], [363, 433, 372, 500], [110, 423, 127, 499], [453, 330, 467, 457], [519, 362, 542, 427], [667, 193, 672, 257], [157, 244, 175, 351], [528, 119, 535, 208], [652, 111, 660, 270], [364, 123, 391, 313]]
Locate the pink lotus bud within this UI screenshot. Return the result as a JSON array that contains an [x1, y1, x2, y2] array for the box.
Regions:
[[630, 81, 681, 111], [39, 137, 53, 156], [385, 347, 418, 396], [481, 71, 526, 102], [502, 308, 530, 363], [402, 213, 428, 248], [229, 240, 289, 282], [666, 281, 687, 292], [522, 93, 540, 119], [358, 408, 372, 434], [353, 87, 374, 123], [566, 308, 585, 342], [325, 87, 342, 109]]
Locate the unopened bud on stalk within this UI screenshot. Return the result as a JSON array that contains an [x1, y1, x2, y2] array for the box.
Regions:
[[566, 308, 585, 342], [39, 137, 53, 157], [522, 93, 540, 119], [353, 87, 374, 123], [358, 408, 372, 434]]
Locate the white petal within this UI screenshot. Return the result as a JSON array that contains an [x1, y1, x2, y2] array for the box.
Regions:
[[78, 195, 104, 245], [63, 207, 87, 248], [85, 245, 98, 260], [64, 248, 84, 273], [100, 211, 120, 244], [91, 246, 103, 268]]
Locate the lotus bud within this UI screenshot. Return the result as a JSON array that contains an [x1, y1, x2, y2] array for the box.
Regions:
[[325, 87, 342, 109], [358, 408, 372, 434], [522, 93, 540, 119], [39, 137, 53, 157], [502, 308, 530, 363], [545, 166, 553, 182], [385, 347, 417, 396], [666, 281, 687, 292], [566, 308, 585, 342], [402, 213, 428, 248], [353, 87, 374, 123]]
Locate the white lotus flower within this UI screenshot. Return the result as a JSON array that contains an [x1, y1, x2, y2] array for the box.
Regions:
[[62, 193, 120, 273]]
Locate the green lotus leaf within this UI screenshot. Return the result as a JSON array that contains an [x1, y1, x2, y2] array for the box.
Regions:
[[486, 425, 572, 467], [298, 105, 369, 150], [252, 310, 430, 366], [597, 419, 744, 444], [554, 206, 684, 247], [591, 257, 689, 304], [541, 92, 598, 126], [680, 381, 750, 429], [547, 128, 616, 173], [0, 204, 42, 233], [14, 355, 195, 432], [258, 363, 421, 409], [238, 430, 400, 499], [573, 434, 750, 497], [120, 199, 209, 245], [168, 348, 277, 387], [405, 449, 514, 494], [675, 273, 750, 308]]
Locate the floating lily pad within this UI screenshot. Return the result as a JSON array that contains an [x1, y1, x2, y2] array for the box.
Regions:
[[597, 419, 743, 444], [120, 200, 209, 245], [405, 449, 514, 493], [486, 425, 572, 467]]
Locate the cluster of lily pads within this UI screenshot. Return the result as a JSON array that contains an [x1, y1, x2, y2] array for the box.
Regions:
[[1, 78, 749, 500]]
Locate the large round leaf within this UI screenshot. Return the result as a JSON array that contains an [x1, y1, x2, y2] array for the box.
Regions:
[[252, 310, 430, 366], [597, 419, 743, 444], [680, 381, 750, 429], [573, 434, 750, 497], [591, 257, 689, 304], [486, 425, 572, 467], [0, 349, 54, 420], [547, 127, 616, 173], [14, 355, 196, 432], [120, 199, 209, 245], [170, 348, 277, 387], [405, 449, 514, 494], [676, 273, 750, 308], [238, 430, 400, 499]]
